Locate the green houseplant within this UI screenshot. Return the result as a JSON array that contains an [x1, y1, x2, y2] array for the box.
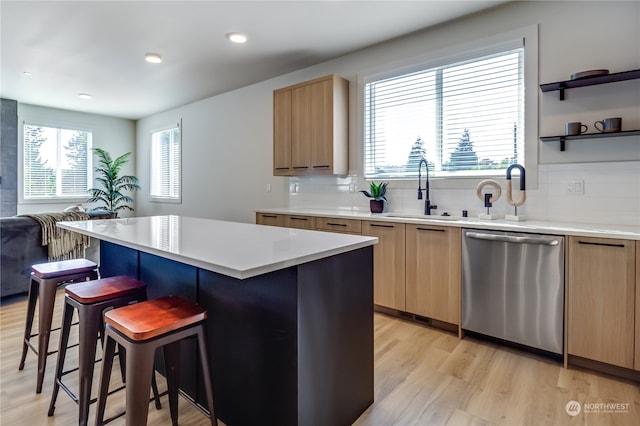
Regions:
[[360, 181, 388, 213], [87, 148, 141, 213]]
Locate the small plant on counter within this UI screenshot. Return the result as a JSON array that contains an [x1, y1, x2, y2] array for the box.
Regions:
[[360, 181, 388, 201], [360, 181, 388, 213]]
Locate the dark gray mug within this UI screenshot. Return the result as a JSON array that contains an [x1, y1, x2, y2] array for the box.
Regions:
[[594, 117, 622, 133], [566, 122, 588, 136]]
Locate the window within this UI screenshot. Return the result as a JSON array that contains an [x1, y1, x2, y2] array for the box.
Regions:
[[364, 43, 524, 180], [23, 124, 92, 199], [150, 124, 181, 201]]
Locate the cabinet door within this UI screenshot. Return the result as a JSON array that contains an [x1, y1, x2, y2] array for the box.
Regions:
[[310, 78, 332, 173], [291, 85, 311, 172], [406, 225, 460, 324], [362, 221, 405, 311], [284, 214, 314, 230], [568, 236, 635, 369], [273, 90, 292, 175], [636, 241, 640, 371], [256, 212, 285, 227], [315, 216, 361, 234]]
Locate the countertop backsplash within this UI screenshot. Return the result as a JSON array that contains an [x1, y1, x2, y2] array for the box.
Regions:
[[288, 161, 640, 227]]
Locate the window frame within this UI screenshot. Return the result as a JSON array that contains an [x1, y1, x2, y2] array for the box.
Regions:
[[355, 26, 538, 190], [21, 121, 93, 203], [149, 121, 182, 203]]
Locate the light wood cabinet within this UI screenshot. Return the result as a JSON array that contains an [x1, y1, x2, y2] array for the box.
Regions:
[[567, 236, 636, 369], [273, 91, 291, 174], [636, 241, 640, 371], [283, 214, 315, 230], [362, 221, 405, 311], [273, 75, 348, 176], [315, 217, 361, 234], [405, 224, 460, 325], [256, 212, 284, 227]]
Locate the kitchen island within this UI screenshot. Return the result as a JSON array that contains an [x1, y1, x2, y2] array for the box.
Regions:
[[58, 215, 377, 426]]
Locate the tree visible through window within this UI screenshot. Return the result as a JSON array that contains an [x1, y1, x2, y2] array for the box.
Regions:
[[23, 124, 91, 199], [364, 46, 524, 179], [150, 125, 181, 201]]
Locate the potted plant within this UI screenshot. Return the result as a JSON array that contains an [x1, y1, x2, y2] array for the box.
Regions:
[[360, 181, 388, 213], [87, 148, 141, 215]]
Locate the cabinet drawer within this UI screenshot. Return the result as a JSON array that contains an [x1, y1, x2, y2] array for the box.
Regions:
[[256, 213, 284, 227], [315, 217, 362, 234], [284, 214, 315, 230]]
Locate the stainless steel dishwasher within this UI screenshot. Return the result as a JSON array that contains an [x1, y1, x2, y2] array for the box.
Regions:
[[461, 229, 564, 355]]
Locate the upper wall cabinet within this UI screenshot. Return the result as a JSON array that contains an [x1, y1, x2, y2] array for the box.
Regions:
[[273, 75, 349, 176]]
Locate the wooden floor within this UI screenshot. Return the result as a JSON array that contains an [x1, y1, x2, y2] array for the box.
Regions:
[[1, 291, 639, 425]]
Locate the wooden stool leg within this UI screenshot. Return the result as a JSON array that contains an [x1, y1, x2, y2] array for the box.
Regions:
[[125, 343, 156, 426], [95, 335, 117, 426], [19, 279, 38, 370], [196, 327, 217, 426], [47, 301, 75, 416], [77, 306, 102, 426], [163, 341, 181, 426], [36, 279, 58, 393]]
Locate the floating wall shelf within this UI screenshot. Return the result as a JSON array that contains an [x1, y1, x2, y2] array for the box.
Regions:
[[540, 130, 640, 151], [539, 69, 640, 100]]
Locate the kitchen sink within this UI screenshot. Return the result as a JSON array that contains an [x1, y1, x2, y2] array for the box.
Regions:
[[381, 212, 463, 221]]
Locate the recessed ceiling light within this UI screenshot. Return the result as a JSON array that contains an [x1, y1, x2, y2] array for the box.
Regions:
[[78, 93, 92, 100], [23, 71, 32, 76], [226, 32, 247, 44], [145, 53, 162, 64]]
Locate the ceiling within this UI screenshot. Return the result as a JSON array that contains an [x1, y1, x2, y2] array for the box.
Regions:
[[1, 1, 507, 120]]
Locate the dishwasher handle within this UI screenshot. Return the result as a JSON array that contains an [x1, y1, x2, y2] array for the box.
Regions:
[[465, 231, 560, 246]]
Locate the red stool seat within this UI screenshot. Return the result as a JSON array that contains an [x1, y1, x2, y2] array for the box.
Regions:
[[105, 295, 207, 340], [66, 276, 146, 304], [32, 258, 98, 279]]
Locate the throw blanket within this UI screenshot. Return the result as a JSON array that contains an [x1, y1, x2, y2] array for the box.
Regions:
[[20, 212, 90, 261]]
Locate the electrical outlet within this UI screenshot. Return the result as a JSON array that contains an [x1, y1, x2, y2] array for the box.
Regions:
[[266, 183, 271, 193], [566, 179, 584, 195]]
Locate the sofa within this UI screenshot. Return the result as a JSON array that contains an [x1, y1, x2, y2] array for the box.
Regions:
[[0, 211, 115, 298]]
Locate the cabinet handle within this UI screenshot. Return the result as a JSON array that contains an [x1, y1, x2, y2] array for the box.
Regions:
[[416, 227, 445, 232], [326, 222, 347, 227], [261, 214, 278, 218], [293, 166, 309, 169], [290, 217, 308, 221], [275, 167, 290, 170], [578, 241, 625, 248], [313, 165, 331, 169], [370, 224, 394, 228]]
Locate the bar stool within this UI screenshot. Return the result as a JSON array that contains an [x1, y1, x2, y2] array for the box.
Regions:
[[19, 258, 99, 393], [95, 296, 217, 426], [48, 276, 160, 426]]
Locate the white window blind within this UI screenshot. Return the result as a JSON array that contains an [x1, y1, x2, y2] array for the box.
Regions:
[[23, 124, 91, 199], [364, 45, 524, 179], [150, 124, 181, 201]]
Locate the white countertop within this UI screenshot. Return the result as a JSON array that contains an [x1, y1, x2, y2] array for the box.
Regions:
[[257, 208, 640, 240], [58, 215, 377, 279]]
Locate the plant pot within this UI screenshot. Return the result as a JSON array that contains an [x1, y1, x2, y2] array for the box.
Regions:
[[369, 200, 384, 213]]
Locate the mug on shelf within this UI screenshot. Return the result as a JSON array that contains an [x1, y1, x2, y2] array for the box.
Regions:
[[565, 122, 588, 136], [594, 117, 622, 133]]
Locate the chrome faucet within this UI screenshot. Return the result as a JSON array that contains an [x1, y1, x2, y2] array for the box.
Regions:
[[418, 158, 437, 215]]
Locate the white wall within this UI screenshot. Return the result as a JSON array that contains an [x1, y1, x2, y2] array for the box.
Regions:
[[136, 1, 640, 227], [17, 104, 136, 215]]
